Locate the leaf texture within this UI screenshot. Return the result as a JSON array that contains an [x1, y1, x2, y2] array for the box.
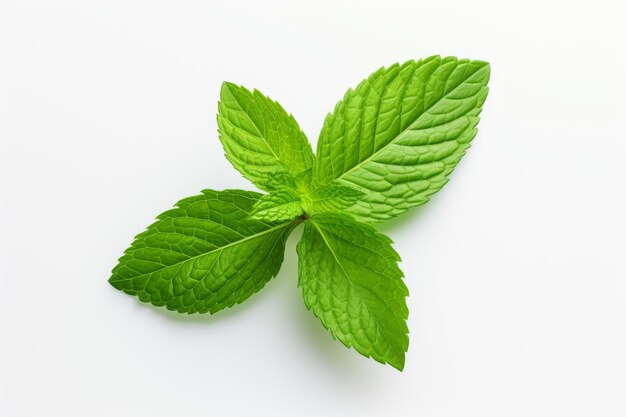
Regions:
[[249, 186, 303, 222], [313, 56, 490, 222], [109, 189, 298, 314], [218, 83, 315, 191], [296, 213, 409, 370], [301, 181, 364, 215]]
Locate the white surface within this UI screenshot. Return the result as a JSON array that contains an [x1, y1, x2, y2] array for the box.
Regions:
[[1, 1, 625, 416]]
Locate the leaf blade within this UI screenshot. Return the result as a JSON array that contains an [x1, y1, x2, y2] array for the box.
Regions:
[[296, 213, 409, 370], [301, 181, 364, 215], [249, 186, 303, 222], [217, 83, 315, 191], [109, 189, 298, 314], [314, 56, 490, 221]]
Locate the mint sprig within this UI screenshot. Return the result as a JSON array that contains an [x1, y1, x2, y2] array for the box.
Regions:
[[109, 56, 490, 370]]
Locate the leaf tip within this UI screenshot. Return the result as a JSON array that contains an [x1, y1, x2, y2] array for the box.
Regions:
[[220, 81, 240, 97], [473, 59, 491, 78], [387, 346, 408, 371], [107, 273, 123, 291], [389, 357, 406, 371]]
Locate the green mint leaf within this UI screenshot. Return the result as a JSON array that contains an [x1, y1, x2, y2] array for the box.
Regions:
[[249, 186, 303, 222], [296, 212, 409, 370], [109, 189, 299, 314], [265, 172, 297, 190], [111, 57, 491, 370], [313, 56, 490, 222], [249, 176, 363, 221], [288, 169, 364, 215], [300, 181, 364, 215], [218, 83, 315, 191]]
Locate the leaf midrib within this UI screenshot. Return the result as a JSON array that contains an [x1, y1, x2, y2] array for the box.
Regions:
[[111, 220, 296, 283]]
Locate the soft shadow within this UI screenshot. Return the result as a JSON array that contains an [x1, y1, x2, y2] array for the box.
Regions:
[[286, 285, 378, 377], [137, 284, 278, 325], [282, 232, 402, 380], [378, 203, 431, 235]]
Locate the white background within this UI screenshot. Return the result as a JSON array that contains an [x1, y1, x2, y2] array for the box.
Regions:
[[1, 1, 625, 416]]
